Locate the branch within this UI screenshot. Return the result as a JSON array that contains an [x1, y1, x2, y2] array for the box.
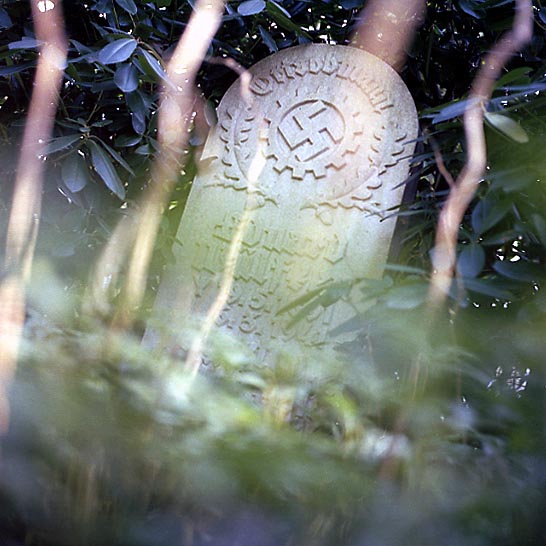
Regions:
[[427, 0, 533, 310], [89, 0, 226, 328], [0, 0, 68, 433], [352, 0, 426, 71]]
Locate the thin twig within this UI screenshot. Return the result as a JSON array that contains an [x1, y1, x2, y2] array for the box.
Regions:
[[427, 0, 533, 310]]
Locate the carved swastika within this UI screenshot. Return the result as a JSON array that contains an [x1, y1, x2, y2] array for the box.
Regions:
[[277, 100, 345, 162]]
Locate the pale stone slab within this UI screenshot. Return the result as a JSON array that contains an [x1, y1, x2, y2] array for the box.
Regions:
[[151, 44, 418, 362]]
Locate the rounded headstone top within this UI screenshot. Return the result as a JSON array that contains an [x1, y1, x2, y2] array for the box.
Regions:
[[203, 44, 418, 219]]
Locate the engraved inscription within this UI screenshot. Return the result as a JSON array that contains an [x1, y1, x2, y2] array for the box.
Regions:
[[191, 214, 348, 349]]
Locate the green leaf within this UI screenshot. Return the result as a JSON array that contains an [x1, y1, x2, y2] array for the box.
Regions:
[[114, 63, 139, 92], [61, 152, 90, 193], [458, 244, 485, 278], [87, 140, 126, 199], [115, 0, 138, 15], [266, 1, 311, 38], [46, 134, 83, 155], [238, 0, 266, 16], [138, 48, 170, 84], [98, 38, 137, 65], [382, 283, 428, 310], [485, 112, 529, 144]]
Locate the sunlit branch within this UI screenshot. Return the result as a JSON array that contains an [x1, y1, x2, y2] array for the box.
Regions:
[[0, 0, 67, 434], [95, 0, 226, 328], [352, 0, 426, 71], [427, 0, 533, 310]]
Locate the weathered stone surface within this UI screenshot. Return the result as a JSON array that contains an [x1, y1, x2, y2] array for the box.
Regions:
[[151, 44, 418, 362]]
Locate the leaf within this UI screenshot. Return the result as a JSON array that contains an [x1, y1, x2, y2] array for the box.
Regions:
[[138, 48, 168, 83], [458, 0, 485, 19], [458, 244, 485, 278], [461, 278, 514, 300], [495, 67, 532, 88], [540, 7, 546, 25], [485, 112, 529, 143], [490, 168, 537, 193], [238, 0, 266, 16], [0, 7, 13, 30], [87, 140, 126, 199], [382, 283, 428, 310], [46, 134, 83, 155], [266, 1, 311, 38], [114, 63, 139, 92], [430, 99, 472, 123], [493, 260, 544, 282], [532, 214, 546, 249], [115, 0, 138, 15], [98, 139, 135, 175], [115, 134, 142, 147], [471, 198, 512, 235], [98, 38, 137, 65], [61, 153, 90, 193], [0, 62, 36, 76], [258, 25, 278, 53], [8, 37, 42, 50], [340, 0, 364, 8]]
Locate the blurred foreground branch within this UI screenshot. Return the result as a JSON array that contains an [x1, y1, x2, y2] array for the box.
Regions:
[[427, 0, 533, 311], [88, 0, 226, 327], [0, 1, 68, 434], [352, 0, 426, 72]]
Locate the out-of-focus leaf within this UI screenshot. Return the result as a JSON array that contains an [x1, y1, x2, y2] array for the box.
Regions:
[[61, 152, 90, 193], [340, 0, 364, 8], [382, 283, 428, 310], [0, 8, 13, 30], [471, 198, 512, 235], [0, 62, 36, 76], [98, 38, 137, 65], [114, 63, 139, 92], [87, 140, 126, 199], [458, 244, 485, 278], [539, 7, 546, 25], [458, 0, 485, 19], [493, 260, 544, 282], [461, 278, 514, 300], [115, 0, 138, 15], [238, 0, 266, 16], [490, 168, 537, 193], [46, 134, 83, 155], [532, 214, 546, 249], [430, 99, 471, 123], [485, 112, 529, 144], [8, 37, 42, 50], [495, 67, 532, 88]]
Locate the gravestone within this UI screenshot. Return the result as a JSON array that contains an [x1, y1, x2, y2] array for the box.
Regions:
[[150, 44, 418, 363]]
